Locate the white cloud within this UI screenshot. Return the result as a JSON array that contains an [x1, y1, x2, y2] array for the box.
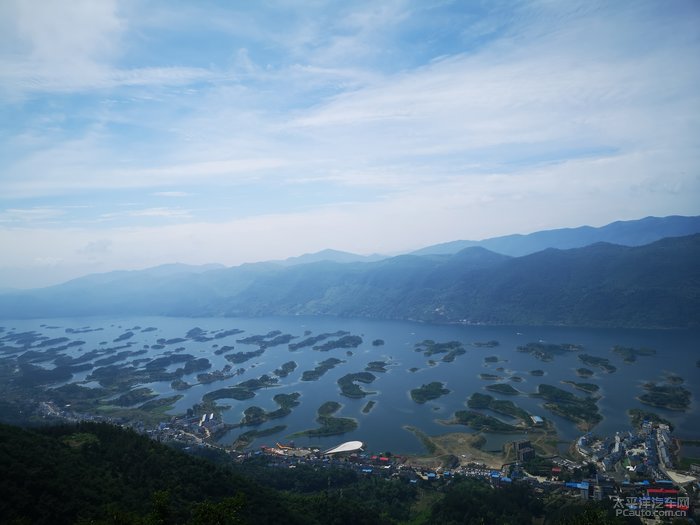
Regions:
[[152, 191, 191, 198], [0, 207, 66, 224]]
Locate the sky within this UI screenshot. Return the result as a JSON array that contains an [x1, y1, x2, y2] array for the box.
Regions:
[[1, 0, 699, 289]]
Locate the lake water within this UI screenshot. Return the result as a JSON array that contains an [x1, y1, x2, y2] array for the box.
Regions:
[[2, 315, 699, 455]]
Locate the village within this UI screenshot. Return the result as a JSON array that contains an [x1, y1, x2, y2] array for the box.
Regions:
[[37, 399, 698, 521]]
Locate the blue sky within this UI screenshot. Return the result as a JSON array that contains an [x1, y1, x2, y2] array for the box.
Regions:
[[1, 0, 699, 288]]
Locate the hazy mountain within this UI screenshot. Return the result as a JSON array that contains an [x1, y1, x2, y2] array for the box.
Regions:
[[412, 215, 700, 256], [1, 234, 698, 328], [275, 249, 386, 266]]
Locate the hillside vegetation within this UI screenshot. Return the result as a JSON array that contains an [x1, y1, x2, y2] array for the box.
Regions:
[[1, 233, 699, 328]]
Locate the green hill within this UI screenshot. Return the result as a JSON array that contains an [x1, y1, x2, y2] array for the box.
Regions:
[[1, 234, 699, 328], [0, 422, 627, 525]]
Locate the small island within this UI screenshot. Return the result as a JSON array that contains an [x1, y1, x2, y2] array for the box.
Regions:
[[517, 342, 582, 362], [576, 368, 594, 378], [535, 384, 601, 431], [361, 400, 376, 414], [238, 392, 301, 426], [371, 339, 385, 346], [484, 356, 499, 363], [292, 402, 358, 437], [485, 383, 519, 395], [365, 361, 388, 373], [578, 354, 616, 373], [611, 345, 656, 363], [337, 372, 377, 398], [561, 380, 600, 394], [638, 382, 691, 411], [232, 425, 287, 450], [530, 369, 545, 377], [479, 373, 501, 380], [313, 335, 363, 352], [410, 381, 450, 404], [414, 340, 464, 357], [301, 358, 345, 381], [467, 393, 531, 423], [272, 361, 297, 378], [288, 331, 348, 351]]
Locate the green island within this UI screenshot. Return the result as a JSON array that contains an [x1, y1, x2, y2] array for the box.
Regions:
[[287, 331, 348, 351], [471, 340, 499, 348], [611, 345, 656, 363], [442, 347, 466, 362], [467, 393, 531, 423], [578, 354, 616, 373], [201, 374, 279, 403], [361, 400, 376, 414], [410, 381, 450, 404], [510, 376, 523, 383], [484, 356, 499, 363], [561, 381, 600, 394], [408, 367, 419, 373], [414, 339, 464, 357], [300, 357, 345, 381], [292, 401, 358, 437], [272, 361, 297, 378], [628, 408, 674, 431], [371, 339, 385, 346], [534, 384, 601, 431], [202, 386, 255, 402], [576, 367, 594, 378], [239, 393, 301, 426], [196, 364, 234, 384], [365, 360, 388, 373], [224, 348, 265, 364], [232, 425, 287, 450], [450, 410, 520, 433], [484, 383, 519, 395], [170, 379, 191, 391], [237, 331, 296, 349], [337, 372, 377, 398], [479, 373, 501, 380], [638, 382, 691, 411], [530, 369, 544, 376], [517, 342, 583, 362], [313, 335, 363, 352]]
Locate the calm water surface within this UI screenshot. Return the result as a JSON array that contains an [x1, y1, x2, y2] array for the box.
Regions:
[[3, 316, 699, 454]]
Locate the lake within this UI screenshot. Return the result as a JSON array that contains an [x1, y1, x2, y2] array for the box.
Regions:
[[2, 315, 699, 455]]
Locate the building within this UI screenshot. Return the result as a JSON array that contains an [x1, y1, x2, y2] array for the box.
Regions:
[[515, 440, 536, 462]]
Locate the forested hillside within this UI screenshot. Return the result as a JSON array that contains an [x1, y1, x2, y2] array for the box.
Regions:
[[0, 422, 627, 524], [1, 234, 698, 328]]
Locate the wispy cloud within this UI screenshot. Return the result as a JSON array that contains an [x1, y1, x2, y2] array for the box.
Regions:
[[152, 191, 191, 198], [0, 207, 66, 224]]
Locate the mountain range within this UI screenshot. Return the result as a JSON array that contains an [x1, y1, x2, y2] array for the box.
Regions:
[[1, 215, 699, 328]]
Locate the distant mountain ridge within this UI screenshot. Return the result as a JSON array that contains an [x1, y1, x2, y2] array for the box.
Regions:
[[1, 230, 698, 328], [412, 215, 700, 256], [275, 249, 386, 266]]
